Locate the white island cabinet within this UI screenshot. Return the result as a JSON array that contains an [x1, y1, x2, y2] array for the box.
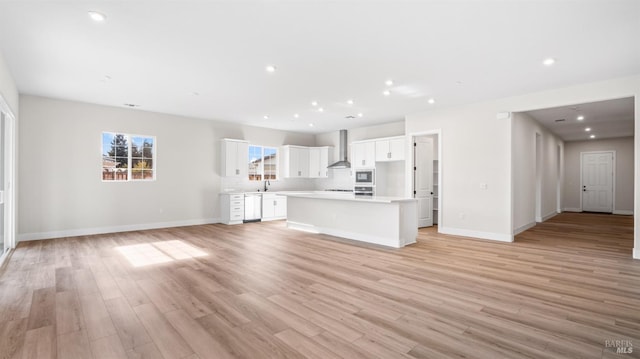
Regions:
[[282, 193, 418, 248]]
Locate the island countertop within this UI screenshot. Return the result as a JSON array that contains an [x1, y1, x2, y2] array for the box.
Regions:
[[278, 191, 416, 203]]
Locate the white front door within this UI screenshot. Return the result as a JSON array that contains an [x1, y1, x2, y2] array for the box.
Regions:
[[581, 151, 613, 213], [414, 136, 434, 227]]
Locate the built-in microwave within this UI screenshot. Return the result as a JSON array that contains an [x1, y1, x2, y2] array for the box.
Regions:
[[354, 169, 375, 186]]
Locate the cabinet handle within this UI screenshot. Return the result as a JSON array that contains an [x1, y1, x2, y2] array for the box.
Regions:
[[388, 152, 391, 158], [274, 200, 277, 206], [235, 169, 239, 175], [362, 160, 365, 165]]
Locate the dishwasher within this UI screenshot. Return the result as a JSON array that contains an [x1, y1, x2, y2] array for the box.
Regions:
[[243, 193, 262, 223]]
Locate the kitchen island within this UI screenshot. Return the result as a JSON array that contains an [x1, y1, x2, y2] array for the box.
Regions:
[[281, 192, 418, 248]]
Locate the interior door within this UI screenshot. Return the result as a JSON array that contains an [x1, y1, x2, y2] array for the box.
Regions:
[[581, 152, 613, 213], [414, 136, 434, 227]]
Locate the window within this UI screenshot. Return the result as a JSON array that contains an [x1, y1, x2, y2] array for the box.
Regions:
[[102, 132, 156, 181], [248, 145, 277, 181]]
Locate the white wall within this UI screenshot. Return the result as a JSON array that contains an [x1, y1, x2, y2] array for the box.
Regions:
[[0, 52, 18, 116], [563, 137, 634, 214], [512, 112, 564, 234], [18, 95, 314, 240], [406, 75, 640, 248]]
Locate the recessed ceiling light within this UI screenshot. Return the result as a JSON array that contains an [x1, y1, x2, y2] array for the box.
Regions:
[[293, 113, 299, 118], [383, 90, 391, 96], [542, 57, 556, 66], [357, 113, 363, 117], [427, 98, 435, 104], [309, 123, 314, 127], [385, 80, 394, 86], [318, 107, 324, 112], [263, 115, 269, 120], [577, 115, 585, 121], [311, 101, 318, 107], [347, 99, 354, 105], [192, 92, 199, 96], [585, 127, 591, 132], [265, 65, 277, 73], [88, 11, 107, 22], [590, 134, 596, 139]]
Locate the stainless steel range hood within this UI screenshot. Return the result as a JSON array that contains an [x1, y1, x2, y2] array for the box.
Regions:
[[327, 129, 351, 169]]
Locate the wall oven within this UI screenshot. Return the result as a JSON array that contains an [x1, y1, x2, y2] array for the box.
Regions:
[[354, 169, 375, 186]]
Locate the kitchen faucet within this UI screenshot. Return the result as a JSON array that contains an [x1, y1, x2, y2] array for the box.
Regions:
[[264, 179, 270, 192]]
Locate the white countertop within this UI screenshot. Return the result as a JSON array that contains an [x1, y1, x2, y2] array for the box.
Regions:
[[280, 192, 416, 203], [220, 190, 415, 203]]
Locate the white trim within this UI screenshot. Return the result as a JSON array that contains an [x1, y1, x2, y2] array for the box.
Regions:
[[541, 211, 557, 222], [514, 221, 536, 235], [634, 247, 640, 260], [439, 226, 513, 242], [286, 221, 407, 248], [613, 210, 634, 215], [563, 207, 582, 212], [18, 218, 220, 242]]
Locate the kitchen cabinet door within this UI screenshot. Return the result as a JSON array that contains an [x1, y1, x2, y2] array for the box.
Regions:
[[221, 140, 249, 177], [353, 141, 375, 168]]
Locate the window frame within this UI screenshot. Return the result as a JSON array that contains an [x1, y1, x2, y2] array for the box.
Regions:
[[101, 132, 157, 182], [248, 145, 278, 182]]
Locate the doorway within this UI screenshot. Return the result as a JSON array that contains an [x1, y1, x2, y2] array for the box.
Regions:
[[0, 107, 15, 265], [581, 151, 614, 213], [411, 132, 440, 228]]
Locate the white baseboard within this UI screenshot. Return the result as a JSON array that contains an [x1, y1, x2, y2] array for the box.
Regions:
[[563, 208, 582, 212], [439, 226, 513, 242], [18, 218, 221, 242], [541, 211, 558, 222], [613, 210, 634, 215], [513, 222, 536, 236], [634, 248, 640, 260]]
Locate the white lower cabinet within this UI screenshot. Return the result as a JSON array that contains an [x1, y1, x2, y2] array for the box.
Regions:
[[220, 194, 245, 225], [262, 194, 287, 221]]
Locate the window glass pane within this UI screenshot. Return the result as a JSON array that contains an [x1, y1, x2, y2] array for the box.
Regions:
[[132, 169, 143, 180], [263, 147, 277, 180], [102, 168, 115, 181], [248, 145, 262, 181], [142, 138, 153, 159], [103, 132, 154, 182], [131, 136, 144, 158], [102, 132, 115, 156]]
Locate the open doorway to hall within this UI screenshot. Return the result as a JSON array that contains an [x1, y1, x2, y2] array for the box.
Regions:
[[511, 97, 635, 256]]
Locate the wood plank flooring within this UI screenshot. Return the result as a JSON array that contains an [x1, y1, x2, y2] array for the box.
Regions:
[[0, 212, 638, 358]]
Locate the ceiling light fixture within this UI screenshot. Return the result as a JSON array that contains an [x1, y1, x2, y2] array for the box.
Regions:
[[357, 113, 363, 117], [293, 113, 299, 118], [265, 65, 277, 73], [385, 80, 394, 86], [263, 115, 269, 120], [590, 134, 596, 139], [427, 98, 435, 104], [577, 115, 585, 121], [585, 127, 591, 132], [318, 107, 324, 112], [383, 90, 391, 96], [311, 101, 318, 107], [347, 99, 354, 105], [309, 123, 314, 127], [88, 11, 107, 22], [542, 57, 556, 66]]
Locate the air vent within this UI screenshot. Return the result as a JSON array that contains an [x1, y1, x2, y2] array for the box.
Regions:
[[123, 103, 139, 108], [554, 118, 566, 123], [345, 115, 356, 119]]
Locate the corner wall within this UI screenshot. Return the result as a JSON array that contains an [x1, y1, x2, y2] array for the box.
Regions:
[[512, 112, 564, 234], [18, 95, 315, 241]]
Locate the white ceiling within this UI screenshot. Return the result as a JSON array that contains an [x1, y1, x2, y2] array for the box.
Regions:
[[523, 97, 635, 142], [0, 1, 639, 134]]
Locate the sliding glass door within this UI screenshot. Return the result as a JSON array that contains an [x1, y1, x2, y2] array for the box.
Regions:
[[0, 109, 14, 261]]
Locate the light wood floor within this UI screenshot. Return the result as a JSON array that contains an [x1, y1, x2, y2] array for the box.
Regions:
[[0, 212, 638, 358]]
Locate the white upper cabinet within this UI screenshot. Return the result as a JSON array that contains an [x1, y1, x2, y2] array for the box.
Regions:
[[282, 146, 310, 178], [375, 136, 405, 162], [309, 147, 332, 178], [352, 141, 376, 168], [221, 139, 249, 177]]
